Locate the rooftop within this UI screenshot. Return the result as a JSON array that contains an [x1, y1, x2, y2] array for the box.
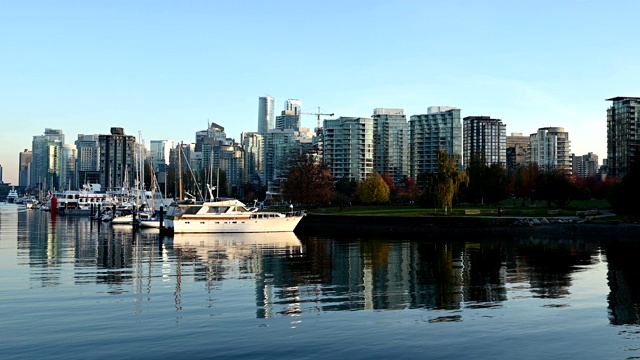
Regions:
[[606, 96, 640, 101]]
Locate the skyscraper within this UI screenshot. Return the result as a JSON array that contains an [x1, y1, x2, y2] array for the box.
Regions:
[[276, 110, 301, 131], [372, 108, 408, 182], [606, 97, 640, 178], [150, 140, 173, 171], [258, 96, 275, 135], [30, 128, 64, 191], [75, 134, 100, 185], [572, 152, 599, 178], [409, 107, 462, 178], [463, 116, 507, 167], [285, 99, 302, 114], [263, 128, 315, 195], [241, 132, 264, 187], [99, 127, 136, 191], [323, 117, 374, 182], [506, 132, 529, 171], [527, 127, 572, 173], [18, 149, 32, 187], [60, 144, 77, 190]]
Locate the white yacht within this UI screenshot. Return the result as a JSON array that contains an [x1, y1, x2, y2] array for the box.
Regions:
[[51, 184, 114, 216], [164, 199, 305, 234], [6, 188, 19, 204]]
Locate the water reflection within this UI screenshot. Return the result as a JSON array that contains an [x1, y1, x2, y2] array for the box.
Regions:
[[604, 241, 640, 325], [165, 232, 305, 318], [8, 209, 640, 327]]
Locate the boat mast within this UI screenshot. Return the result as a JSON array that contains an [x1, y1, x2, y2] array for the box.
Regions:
[[178, 142, 183, 201]]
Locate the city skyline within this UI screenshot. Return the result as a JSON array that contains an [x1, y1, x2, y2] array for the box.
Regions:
[[3, 1, 639, 184]]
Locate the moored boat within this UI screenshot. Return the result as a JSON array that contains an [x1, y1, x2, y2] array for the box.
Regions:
[[52, 184, 114, 216], [6, 188, 19, 204], [164, 199, 305, 233]]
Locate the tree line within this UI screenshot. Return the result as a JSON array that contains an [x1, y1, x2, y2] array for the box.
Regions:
[[277, 150, 640, 216]]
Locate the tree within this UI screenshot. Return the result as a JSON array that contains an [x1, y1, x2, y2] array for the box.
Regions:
[[381, 172, 397, 201], [396, 176, 419, 204], [464, 154, 508, 205], [417, 172, 437, 208], [432, 150, 468, 213], [484, 163, 508, 204], [334, 177, 359, 207], [575, 175, 611, 200], [463, 154, 486, 205], [535, 169, 584, 208], [608, 153, 640, 215], [509, 163, 540, 203], [281, 152, 334, 208], [358, 171, 391, 204]]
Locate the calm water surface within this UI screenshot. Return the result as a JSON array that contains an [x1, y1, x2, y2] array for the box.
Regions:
[[1, 204, 640, 359]]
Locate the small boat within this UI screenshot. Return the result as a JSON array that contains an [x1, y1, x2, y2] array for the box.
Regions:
[[23, 197, 38, 209], [137, 210, 162, 228], [164, 199, 305, 234], [110, 210, 134, 225]]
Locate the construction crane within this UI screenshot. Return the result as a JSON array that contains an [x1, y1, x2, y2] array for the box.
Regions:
[[301, 107, 334, 130]]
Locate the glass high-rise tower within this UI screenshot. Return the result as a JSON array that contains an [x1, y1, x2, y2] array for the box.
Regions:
[[372, 108, 408, 183], [409, 107, 462, 178], [607, 96, 640, 178], [258, 96, 275, 135]]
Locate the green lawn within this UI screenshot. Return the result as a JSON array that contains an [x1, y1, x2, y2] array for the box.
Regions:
[[309, 199, 613, 217]]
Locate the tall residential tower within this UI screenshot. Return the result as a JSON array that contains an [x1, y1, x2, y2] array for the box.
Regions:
[[527, 127, 572, 174], [463, 116, 507, 167], [258, 96, 275, 135], [606, 97, 640, 178], [323, 117, 374, 182], [409, 107, 462, 178], [372, 108, 408, 182]]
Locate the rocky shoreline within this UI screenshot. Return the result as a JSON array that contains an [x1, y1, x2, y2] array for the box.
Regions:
[[296, 213, 640, 240]]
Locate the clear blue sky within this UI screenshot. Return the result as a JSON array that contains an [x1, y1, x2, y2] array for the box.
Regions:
[[2, 0, 638, 185]]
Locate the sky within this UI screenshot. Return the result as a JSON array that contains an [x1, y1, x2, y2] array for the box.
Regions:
[[2, 0, 639, 185]]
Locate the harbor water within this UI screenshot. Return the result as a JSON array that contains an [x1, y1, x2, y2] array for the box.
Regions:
[[1, 204, 639, 359]]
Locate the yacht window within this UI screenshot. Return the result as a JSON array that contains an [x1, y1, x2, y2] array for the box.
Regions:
[[182, 206, 203, 215]]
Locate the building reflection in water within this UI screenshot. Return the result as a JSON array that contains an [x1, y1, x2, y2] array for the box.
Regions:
[[14, 209, 640, 327], [603, 240, 640, 325], [166, 232, 306, 318], [293, 235, 602, 314]]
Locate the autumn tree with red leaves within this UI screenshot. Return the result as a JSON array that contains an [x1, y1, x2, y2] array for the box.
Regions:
[[281, 152, 334, 208]]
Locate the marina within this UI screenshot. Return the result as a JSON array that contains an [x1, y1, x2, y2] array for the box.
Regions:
[[1, 204, 640, 359]]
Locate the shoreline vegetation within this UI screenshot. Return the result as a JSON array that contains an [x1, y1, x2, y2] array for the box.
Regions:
[[296, 199, 640, 238]]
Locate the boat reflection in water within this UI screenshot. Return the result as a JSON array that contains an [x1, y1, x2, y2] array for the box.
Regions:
[[163, 231, 305, 318], [165, 231, 304, 255]]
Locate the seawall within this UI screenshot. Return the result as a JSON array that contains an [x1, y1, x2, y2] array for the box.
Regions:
[[296, 213, 639, 240]]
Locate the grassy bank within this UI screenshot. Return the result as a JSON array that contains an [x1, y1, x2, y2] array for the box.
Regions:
[[309, 199, 614, 218]]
